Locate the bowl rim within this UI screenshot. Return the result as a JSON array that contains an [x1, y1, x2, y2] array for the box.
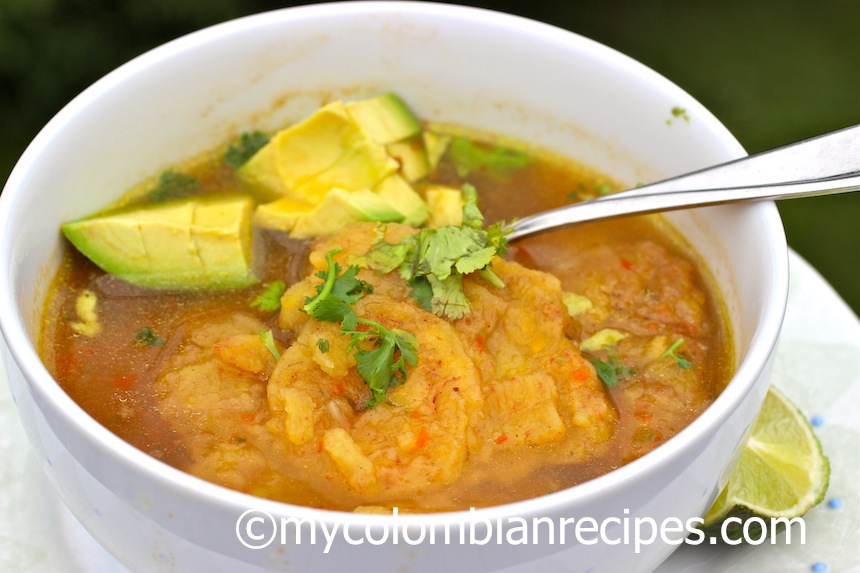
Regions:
[[0, 0, 788, 527]]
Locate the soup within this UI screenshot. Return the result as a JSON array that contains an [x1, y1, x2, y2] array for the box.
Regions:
[[39, 95, 732, 512]]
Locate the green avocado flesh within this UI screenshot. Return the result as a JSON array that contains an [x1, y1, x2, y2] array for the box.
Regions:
[[61, 197, 257, 290], [61, 94, 454, 290], [345, 92, 422, 144], [240, 93, 432, 234]]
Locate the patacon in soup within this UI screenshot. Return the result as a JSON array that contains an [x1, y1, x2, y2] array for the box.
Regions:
[[40, 94, 733, 512]]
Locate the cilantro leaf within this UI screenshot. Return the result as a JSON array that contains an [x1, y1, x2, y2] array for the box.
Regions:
[[486, 221, 510, 257], [251, 280, 286, 312], [426, 274, 471, 319], [148, 171, 199, 203], [133, 326, 165, 347], [346, 321, 418, 408], [412, 226, 488, 280], [308, 295, 358, 329], [454, 245, 497, 275], [304, 249, 371, 322], [329, 265, 374, 305], [301, 248, 418, 407], [353, 184, 511, 320], [448, 136, 531, 178], [259, 329, 281, 361], [588, 356, 635, 388], [407, 276, 433, 312], [351, 237, 414, 274], [460, 183, 484, 229], [224, 131, 270, 169], [659, 338, 692, 369]]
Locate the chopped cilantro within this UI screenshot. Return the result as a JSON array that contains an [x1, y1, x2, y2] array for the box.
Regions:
[[588, 356, 635, 388], [344, 322, 418, 408], [148, 171, 199, 203], [448, 136, 531, 178], [304, 249, 373, 330], [251, 280, 286, 312], [667, 106, 690, 125], [224, 131, 270, 169], [302, 249, 416, 407], [133, 326, 165, 347], [353, 184, 510, 320], [595, 183, 614, 196], [317, 338, 330, 353], [259, 329, 281, 361], [566, 181, 615, 201], [660, 338, 692, 369]]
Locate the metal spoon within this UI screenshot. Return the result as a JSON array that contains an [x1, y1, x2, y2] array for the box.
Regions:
[[507, 123, 860, 241]]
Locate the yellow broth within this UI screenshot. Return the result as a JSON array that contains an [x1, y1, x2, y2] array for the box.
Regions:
[[39, 130, 732, 511]]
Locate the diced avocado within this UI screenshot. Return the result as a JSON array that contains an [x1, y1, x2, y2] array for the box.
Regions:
[[254, 197, 315, 232], [423, 131, 451, 171], [580, 329, 629, 352], [255, 188, 405, 238], [294, 189, 404, 238], [239, 101, 397, 204], [562, 292, 593, 317], [386, 136, 430, 182], [374, 174, 428, 227], [448, 135, 530, 177], [425, 185, 464, 227], [61, 197, 257, 290], [345, 93, 422, 145], [293, 138, 397, 204]]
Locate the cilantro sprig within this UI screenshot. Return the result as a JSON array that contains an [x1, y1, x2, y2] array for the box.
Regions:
[[148, 170, 199, 203], [251, 280, 286, 312], [303, 249, 417, 407], [133, 326, 165, 347], [224, 131, 270, 169], [448, 136, 531, 178], [588, 356, 635, 388], [353, 184, 510, 320], [344, 323, 418, 407], [660, 338, 692, 369], [259, 329, 281, 361]]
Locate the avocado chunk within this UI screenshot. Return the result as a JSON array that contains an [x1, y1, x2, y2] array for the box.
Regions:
[[239, 101, 398, 204], [253, 196, 315, 232], [423, 130, 452, 171], [345, 93, 422, 145], [255, 188, 405, 238], [373, 174, 428, 227], [62, 197, 257, 290], [245, 94, 436, 237], [425, 185, 464, 227], [386, 136, 430, 182]]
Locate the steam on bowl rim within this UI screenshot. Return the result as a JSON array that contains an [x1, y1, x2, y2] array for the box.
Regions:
[[0, 0, 788, 526]]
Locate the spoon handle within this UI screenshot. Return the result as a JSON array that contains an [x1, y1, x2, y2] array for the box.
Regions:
[[508, 124, 860, 240], [605, 123, 860, 198]]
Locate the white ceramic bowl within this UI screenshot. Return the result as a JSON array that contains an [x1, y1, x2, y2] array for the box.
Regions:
[[0, 3, 788, 572]]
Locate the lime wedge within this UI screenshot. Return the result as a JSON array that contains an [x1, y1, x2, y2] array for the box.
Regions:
[[702, 386, 829, 541]]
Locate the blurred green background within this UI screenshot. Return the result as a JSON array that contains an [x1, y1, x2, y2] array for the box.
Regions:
[[1, 0, 858, 312]]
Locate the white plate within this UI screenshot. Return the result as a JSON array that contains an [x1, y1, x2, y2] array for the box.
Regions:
[[1, 250, 858, 573]]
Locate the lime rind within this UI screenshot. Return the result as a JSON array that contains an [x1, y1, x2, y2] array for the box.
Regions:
[[701, 386, 829, 540]]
